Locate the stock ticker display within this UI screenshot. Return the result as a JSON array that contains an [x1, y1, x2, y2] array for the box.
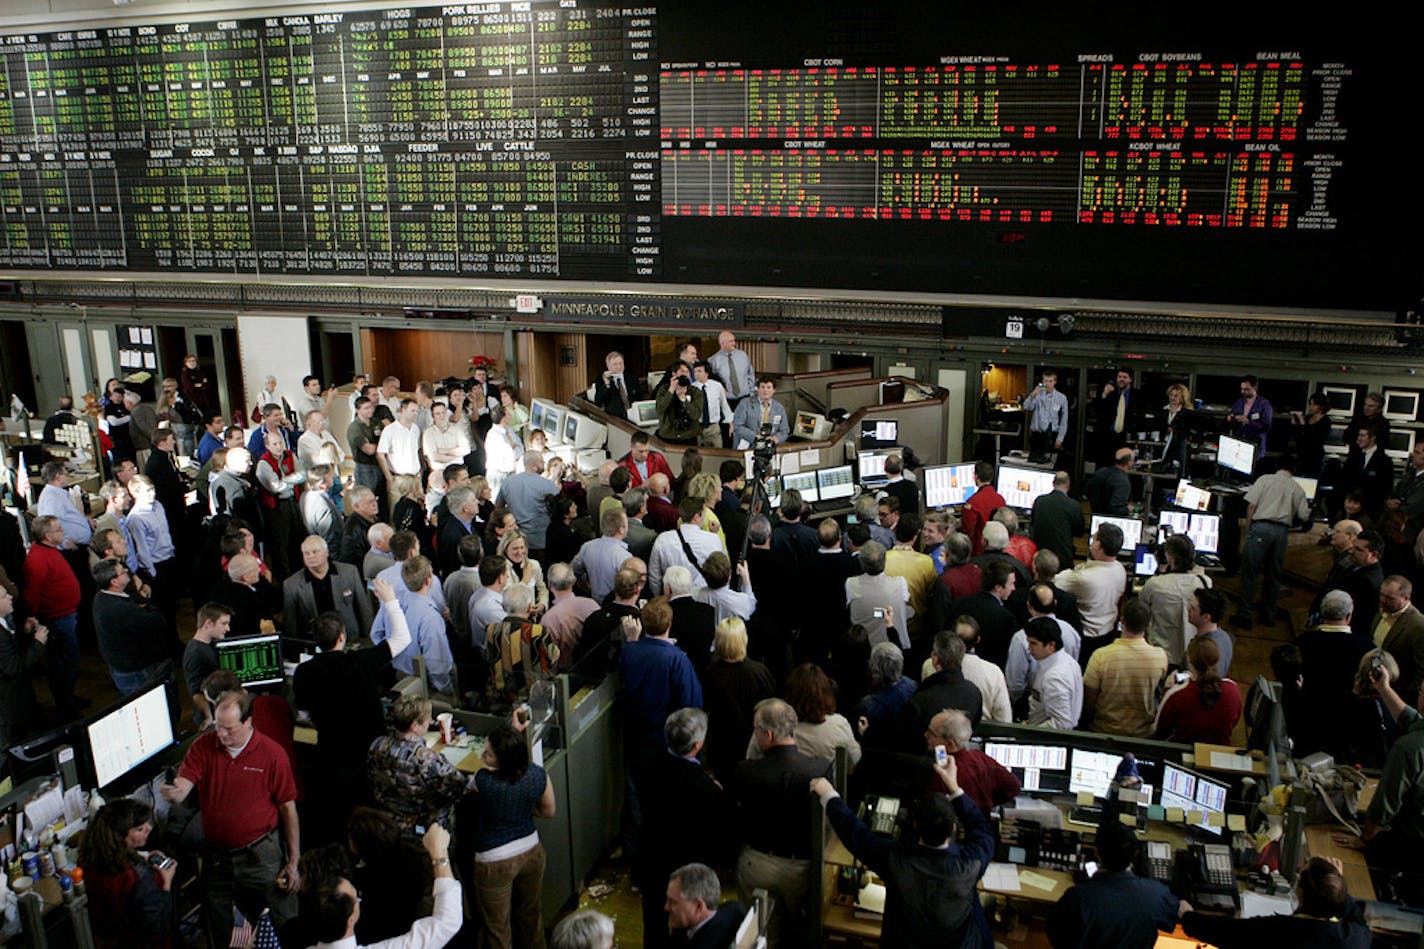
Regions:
[[0, 2, 1404, 308]]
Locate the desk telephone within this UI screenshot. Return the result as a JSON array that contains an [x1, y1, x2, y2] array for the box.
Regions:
[[863, 795, 901, 836], [1139, 840, 1173, 884], [1180, 842, 1238, 909]]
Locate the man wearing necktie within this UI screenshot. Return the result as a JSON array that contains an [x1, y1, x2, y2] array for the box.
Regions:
[[1095, 368, 1136, 465], [691, 361, 733, 448], [594, 350, 648, 419], [709, 331, 757, 409], [732, 378, 790, 449]]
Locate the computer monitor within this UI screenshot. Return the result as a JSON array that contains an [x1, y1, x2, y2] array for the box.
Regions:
[[1383, 389, 1421, 423], [1320, 386, 1356, 419], [817, 464, 855, 501], [983, 740, 1070, 794], [1159, 762, 1229, 836], [781, 470, 819, 503], [562, 411, 607, 450], [1386, 428, 1415, 458], [1172, 481, 1213, 512], [7, 722, 82, 787], [1323, 424, 1349, 455], [857, 449, 902, 488], [795, 411, 832, 440], [922, 463, 977, 508], [1187, 513, 1221, 554], [996, 465, 1055, 510], [1293, 476, 1319, 501], [1215, 434, 1256, 476], [530, 397, 556, 433], [1134, 544, 1159, 577], [1158, 510, 1190, 538], [216, 633, 284, 687], [85, 680, 176, 793], [1090, 514, 1143, 551], [630, 400, 660, 427], [1068, 748, 1158, 802], [542, 406, 565, 446], [860, 418, 898, 449]]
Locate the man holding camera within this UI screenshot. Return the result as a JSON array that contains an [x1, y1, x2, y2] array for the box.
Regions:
[[593, 350, 648, 418], [655, 361, 704, 446]]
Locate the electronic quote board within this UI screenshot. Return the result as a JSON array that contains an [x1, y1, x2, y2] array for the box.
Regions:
[[0, 2, 1410, 311]]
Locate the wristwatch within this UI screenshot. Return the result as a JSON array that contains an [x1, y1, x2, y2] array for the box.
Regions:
[[431, 856, 450, 868]]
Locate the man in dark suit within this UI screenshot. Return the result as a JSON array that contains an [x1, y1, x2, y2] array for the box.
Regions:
[[592, 350, 649, 419], [905, 632, 984, 732], [799, 520, 863, 664], [638, 711, 730, 949], [881, 454, 920, 515], [0, 585, 47, 749], [1343, 530, 1387, 640], [665, 566, 717, 675], [1085, 447, 1133, 515], [735, 699, 832, 949], [1095, 368, 1139, 465], [666, 862, 746, 949], [1006, 550, 1084, 634], [946, 560, 1021, 668], [282, 536, 374, 643], [1379, 575, 1424, 700], [771, 490, 818, 575], [1031, 470, 1085, 568], [1339, 427, 1396, 519], [437, 486, 481, 578]]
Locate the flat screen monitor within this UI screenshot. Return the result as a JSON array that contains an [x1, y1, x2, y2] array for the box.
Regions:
[[922, 463, 977, 507], [1320, 386, 1357, 419], [781, 470, 819, 504], [85, 681, 175, 792], [1293, 476, 1319, 501], [1158, 511, 1219, 554], [1172, 481, 1213, 512], [860, 418, 898, 448], [983, 740, 1070, 794], [857, 449, 902, 488], [1216, 434, 1256, 476], [817, 464, 855, 501], [1159, 762, 1229, 836], [1324, 424, 1348, 451], [630, 400, 660, 426], [1134, 544, 1159, 577], [216, 633, 284, 687], [1067, 748, 1158, 802], [1090, 514, 1143, 552], [1383, 389, 1421, 423], [996, 465, 1055, 510], [542, 407, 564, 445]]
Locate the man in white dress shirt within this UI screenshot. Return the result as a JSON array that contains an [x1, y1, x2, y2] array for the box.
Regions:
[[1025, 617, 1083, 730], [692, 360, 734, 448], [483, 403, 524, 494], [376, 399, 423, 508], [648, 497, 724, 595], [297, 411, 344, 470], [708, 330, 756, 408]]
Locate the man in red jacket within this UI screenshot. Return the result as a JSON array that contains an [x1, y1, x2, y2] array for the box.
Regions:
[[619, 430, 674, 489], [960, 461, 1006, 555], [22, 515, 82, 718]]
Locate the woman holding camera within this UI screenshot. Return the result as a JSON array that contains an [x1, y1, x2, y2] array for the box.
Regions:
[[79, 798, 175, 949]]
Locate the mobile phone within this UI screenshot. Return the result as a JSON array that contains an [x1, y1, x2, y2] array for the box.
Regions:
[[1083, 861, 1098, 878], [148, 852, 175, 872], [1370, 654, 1384, 680], [872, 607, 887, 619], [934, 745, 948, 766]]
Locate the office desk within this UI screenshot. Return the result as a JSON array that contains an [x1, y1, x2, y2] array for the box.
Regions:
[[1306, 826, 1375, 902]]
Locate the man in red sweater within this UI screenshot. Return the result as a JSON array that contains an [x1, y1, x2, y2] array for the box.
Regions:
[[22, 515, 82, 718], [961, 461, 1006, 555], [927, 708, 1020, 816]]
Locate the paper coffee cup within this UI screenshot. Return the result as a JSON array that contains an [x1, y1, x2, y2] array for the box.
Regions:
[[437, 712, 454, 743]]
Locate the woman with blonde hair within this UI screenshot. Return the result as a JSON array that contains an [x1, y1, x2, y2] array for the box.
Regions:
[[498, 529, 549, 615], [469, 474, 495, 531], [684, 471, 728, 550], [701, 617, 776, 781], [1164, 382, 1193, 473], [390, 473, 429, 544]]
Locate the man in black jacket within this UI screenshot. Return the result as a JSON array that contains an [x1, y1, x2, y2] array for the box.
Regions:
[[0, 586, 47, 749], [811, 755, 994, 948], [947, 560, 1021, 668], [905, 632, 984, 732], [665, 566, 716, 676], [665, 862, 746, 949], [1031, 471, 1085, 568], [92, 558, 172, 696], [1180, 856, 1369, 949], [592, 350, 649, 419], [1342, 530, 1387, 640], [735, 699, 832, 949], [637, 710, 730, 949]]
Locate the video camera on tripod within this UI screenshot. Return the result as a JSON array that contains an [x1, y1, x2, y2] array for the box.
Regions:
[[750, 422, 777, 480]]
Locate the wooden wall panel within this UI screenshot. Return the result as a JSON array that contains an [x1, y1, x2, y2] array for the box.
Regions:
[[981, 364, 1028, 403], [517, 331, 561, 404], [553, 334, 588, 404], [367, 329, 505, 387]]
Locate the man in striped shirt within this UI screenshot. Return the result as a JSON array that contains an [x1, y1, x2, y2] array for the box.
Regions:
[[1082, 600, 1171, 737]]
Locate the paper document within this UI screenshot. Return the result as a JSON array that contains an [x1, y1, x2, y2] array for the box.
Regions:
[[1239, 892, 1295, 919], [779, 454, 799, 475], [983, 862, 1021, 892], [1018, 869, 1057, 891], [799, 449, 820, 467], [1210, 751, 1256, 771]]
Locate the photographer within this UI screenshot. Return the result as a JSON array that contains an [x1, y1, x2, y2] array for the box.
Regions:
[[1361, 659, 1424, 874], [593, 350, 648, 418], [654, 361, 704, 446]]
